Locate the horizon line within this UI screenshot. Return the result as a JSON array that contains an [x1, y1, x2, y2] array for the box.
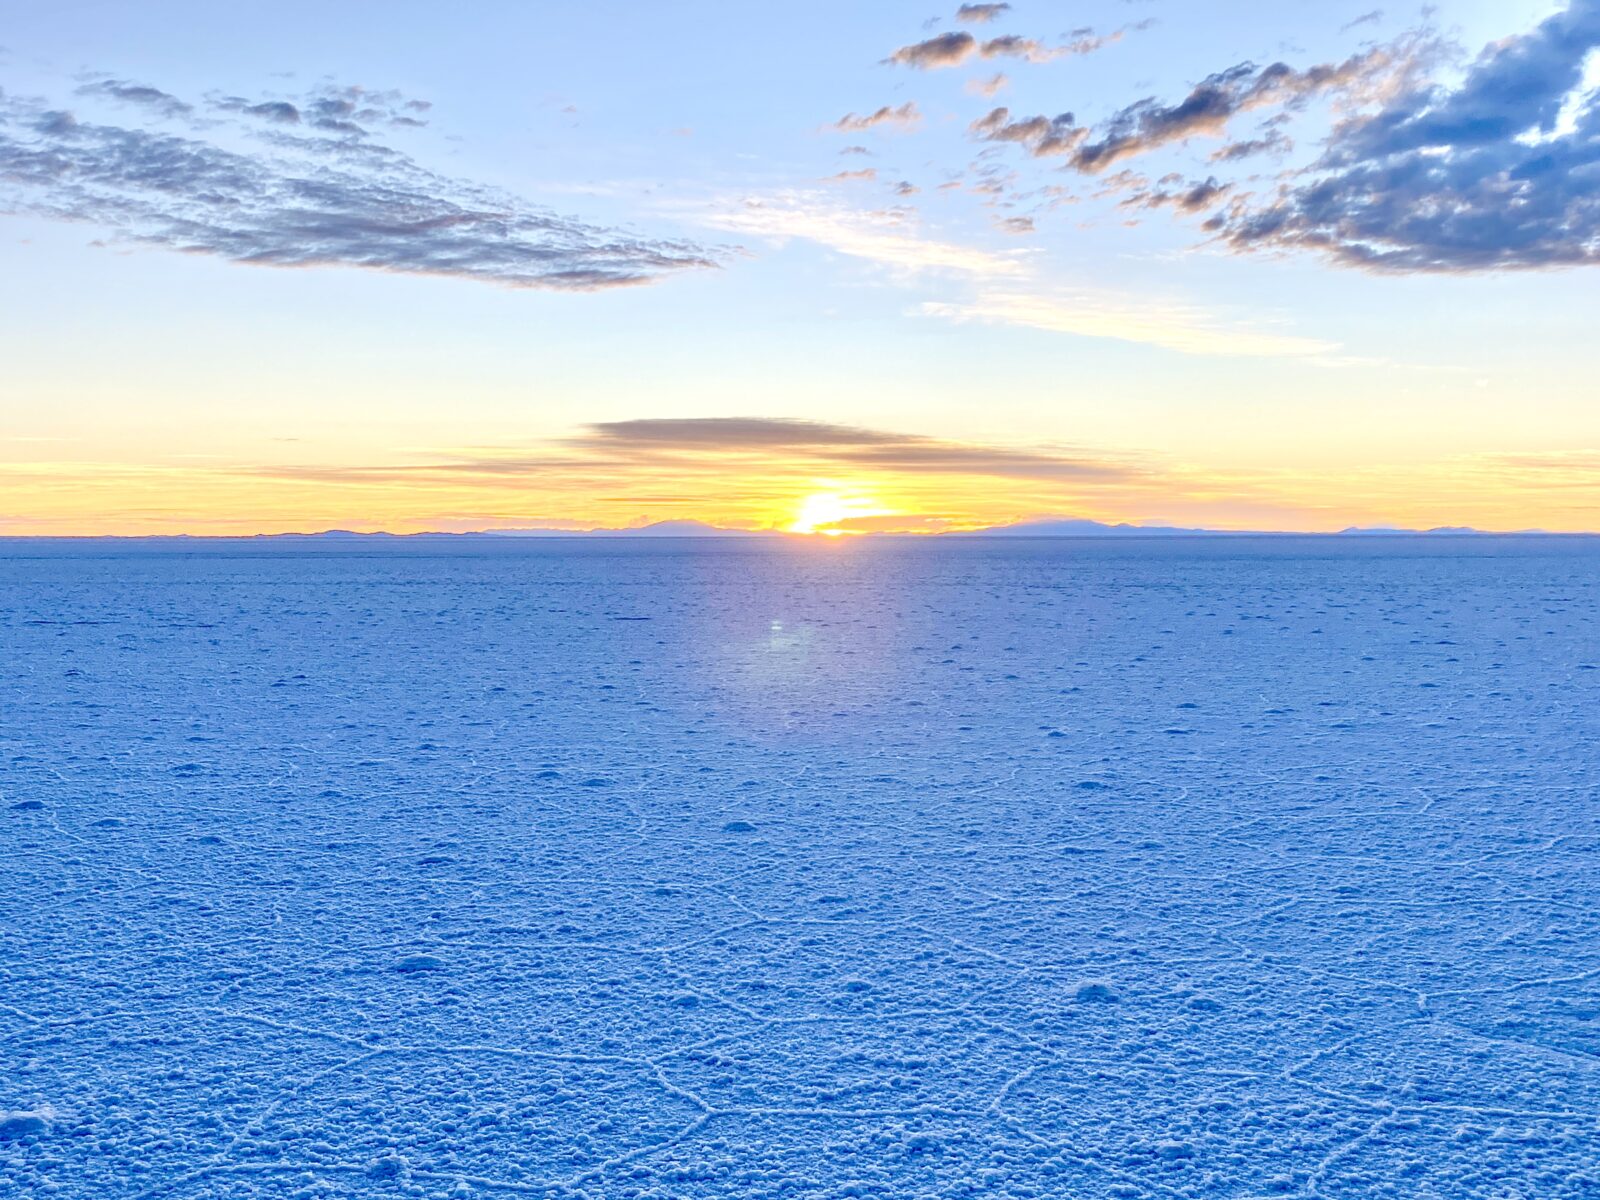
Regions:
[[4, 523, 1597, 541]]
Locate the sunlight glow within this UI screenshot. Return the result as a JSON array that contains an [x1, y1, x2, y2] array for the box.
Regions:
[[786, 489, 891, 535]]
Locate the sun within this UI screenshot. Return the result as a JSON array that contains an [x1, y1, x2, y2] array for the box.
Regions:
[[787, 490, 889, 536]]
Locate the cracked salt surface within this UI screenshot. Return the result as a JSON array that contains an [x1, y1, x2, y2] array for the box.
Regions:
[[2, 536, 1598, 1198]]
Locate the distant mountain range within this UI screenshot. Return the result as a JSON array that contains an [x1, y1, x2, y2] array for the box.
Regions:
[[481, 520, 766, 538], [13, 519, 1579, 540], [965, 521, 1555, 537], [478, 519, 1551, 538], [186, 520, 766, 539], [951, 519, 1209, 537]]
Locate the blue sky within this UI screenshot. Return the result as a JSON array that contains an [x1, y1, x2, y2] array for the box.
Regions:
[[2, 0, 1597, 532]]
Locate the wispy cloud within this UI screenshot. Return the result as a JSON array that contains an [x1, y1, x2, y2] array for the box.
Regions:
[[889, 28, 1124, 69], [920, 289, 1340, 357], [693, 191, 1333, 358], [0, 77, 719, 290], [966, 73, 1011, 98], [17, 432, 1600, 534], [1208, 130, 1293, 162], [696, 191, 1028, 277], [831, 102, 922, 132], [574, 417, 1132, 480], [5, 414, 1179, 534], [245, 417, 1142, 495], [1475, 450, 1600, 482]]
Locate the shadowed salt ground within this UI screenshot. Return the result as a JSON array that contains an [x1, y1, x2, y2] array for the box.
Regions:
[[2, 537, 1598, 1199]]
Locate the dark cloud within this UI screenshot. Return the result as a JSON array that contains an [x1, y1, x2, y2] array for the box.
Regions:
[[980, 35, 1051, 60], [970, 107, 1086, 156], [75, 79, 192, 119], [1208, 130, 1294, 162], [972, 43, 1416, 172], [1071, 65, 1259, 169], [585, 417, 903, 450], [891, 31, 982, 68], [213, 97, 302, 124], [210, 84, 430, 134], [832, 102, 922, 132], [252, 418, 1140, 502], [1085, 50, 1406, 170], [1220, 0, 1600, 271], [574, 417, 1131, 480], [0, 81, 718, 290], [1121, 176, 1231, 214], [956, 3, 1012, 23]]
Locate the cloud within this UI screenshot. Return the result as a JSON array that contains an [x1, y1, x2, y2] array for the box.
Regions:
[[1218, 0, 1600, 271], [980, 35, 1054, 62], [824, 168, 879, 183], [920, 288, 1340, 357], [233, 100, 302, 124], [831, 102, 922, 132], [691, 191, 1332, 357], [572, 418, 1138, 481], [1476, 449, 1600, 484], [75, 78, 192, 119], [1208, 130, 1294, 162], [970, 106, 1087, 156], [0, 79, 719, 290], [973, 44, 1419, 171], [966, 72, 1011, 98], [212, 83, 433, 134], [1120, 175, 1231, 213], [696, 191, 1028, 277], [585, 417, 904, 450], [956, 3, 1012, 23], [890, 31, 982, 68], [29, 431, 1600, 534], [889, 28, 1120, 69], [250, 417, 1140, 495], [1341, 10, 1383, 33]]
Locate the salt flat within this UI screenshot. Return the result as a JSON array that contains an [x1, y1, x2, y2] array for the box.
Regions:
[[2, 537, 1598, 1198]]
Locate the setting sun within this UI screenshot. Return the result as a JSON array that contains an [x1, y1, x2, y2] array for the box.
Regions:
[[786, 489, 890, 535]]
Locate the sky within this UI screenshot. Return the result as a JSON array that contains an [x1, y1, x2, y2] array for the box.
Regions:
[[2, 0, 1598, 534]]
